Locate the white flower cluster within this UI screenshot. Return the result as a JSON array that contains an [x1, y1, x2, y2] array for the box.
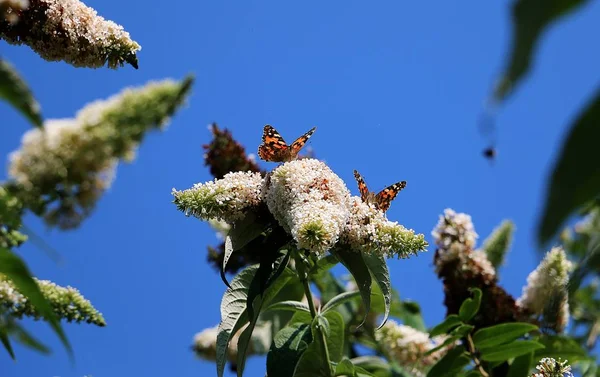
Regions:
[[432, 209, 478, 250], [0, 275, 105, 326], [192, 326, 220, 361], [432, 209, 495, 281], [192, 322, 267, 362], [175, 158, 428, 257], [0, 0, 29, 23], [264, 159, 351, 254], [8, 78, 191, 228], [533, 358, 573, 377], [1, 0, 141, 68], [517, 247, 572, 332], [173, 171, 264, 223], [342, 197, 426, 258], [375, 321, 453, 377]]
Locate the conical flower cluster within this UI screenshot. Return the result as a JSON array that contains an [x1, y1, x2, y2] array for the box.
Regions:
[[517, 247, 572, 332], [0, 0, 140, 68], [8, 77, 193, 229], [432, 209, 495, 282], [532, 358, 573, 377], [375, 321, 453, 377], [0, 275, 105, 326]]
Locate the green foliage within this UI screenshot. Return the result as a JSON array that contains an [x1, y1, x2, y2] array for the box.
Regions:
[[426, 346, 471, 377], [481, 220, 514, 269], [458, 288, 482, 322], [506, 353, 534, 377], [333, 248, 372, 327], [267, 323, 312, 377], [538, 89, 600, 244], [472, 323, 538, 349], [0, 58, 43, 128], [495, 0, 591, 100], [480, 340, 544, 362], [0, 248, 70, 357]]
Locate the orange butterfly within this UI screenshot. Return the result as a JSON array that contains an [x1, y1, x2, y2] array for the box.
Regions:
[[353, 170, 407, 212], [257, 125, 316, 162]]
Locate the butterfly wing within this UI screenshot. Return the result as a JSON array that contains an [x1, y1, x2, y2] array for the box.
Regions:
[[375, 181, 407, 212], [289, 127, 317, 158], [353, 170, 371, 203], [258, 125, 289, 162]]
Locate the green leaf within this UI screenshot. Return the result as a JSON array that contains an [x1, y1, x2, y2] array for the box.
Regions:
[[323, 311, 345, 363], [481, 220, 515, 269], [267, 323, 312, 377], [246, 250, 290, 320], [459, 288, 482, 323], [216, 265, 257, 377], [310, 254, 339, 276], [534, 335, 589, 363], [351, 356, 391, 376], [538, 89, 600, 244], [294, 319, 333, 377], [0, 325, 15, 360], [322, 291, 361, 314], [221, 212, 269, 287], [473, 323, 538, 349], [335, 358, 356, 376], [333, 248, 372, 327], [265, 300, 310, 314], [363, 253, 392, 329], [506, 352, 534, 377], [451, 324, 474, 338], [429, 314, 463, 337], [0, 59, 43, 127], [0, 248, 70, 356], [427, 346, 470, 377], [480, 340, 544, 362], [236, 268, 295, 376], [494, 0, 590, 101]]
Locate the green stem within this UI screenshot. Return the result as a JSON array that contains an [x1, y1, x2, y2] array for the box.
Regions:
[[298, 253, 332, 376], [467, 333, 489, 377]]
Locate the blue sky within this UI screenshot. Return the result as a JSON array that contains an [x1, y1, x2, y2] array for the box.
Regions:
[[2, 1, 600, 376]]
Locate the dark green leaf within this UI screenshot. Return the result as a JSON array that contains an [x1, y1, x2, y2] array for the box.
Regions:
[[265, 300, 310, 314], [333, 248, 372, 327], [427, 346, 470, 377], [429, 315, 463, 337], [538, 88, 600, 244], [294, 320, 333, 377], [351, 356, 390, 375], [0, 325, 15, 360], [0, 248, 70, 356], [323, 311, 345, 363], [506, 352, 534, 377], [481, 220, 514, 269], [310, 254, 339, 276], [363, 253, 391, 329], [322, 291, 361, 314], [236, 269, 295, 376], [5, 319, 50, 355], [221, 212, 269, 287], [246, 250, 290, 320], [335, 359, 356, 376], [459, 288, 482, 323], [464, 372, 482, 377], [534, 335, 589, 363], [0, 59, 43, 127], [494, 0, 590, 100], [480, 340, 544, 362], [425, 334, 462, 357], [451, 324, 474, 338], [216, 265, 257, 377], [267, 323, 312, 377], [473, 323, 538, 349]]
